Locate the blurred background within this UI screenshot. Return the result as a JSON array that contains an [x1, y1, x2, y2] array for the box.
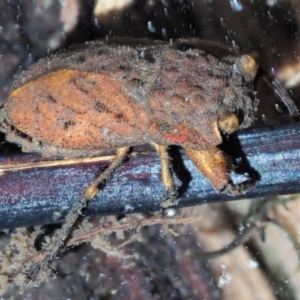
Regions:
[[1, 0, 300, 299]]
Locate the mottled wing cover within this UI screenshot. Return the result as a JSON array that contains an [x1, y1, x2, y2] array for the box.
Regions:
[[3, 69, 149, 150]]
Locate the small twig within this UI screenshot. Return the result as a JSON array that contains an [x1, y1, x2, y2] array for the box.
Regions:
[[194, 197, 294, 260], [68, 216, 196, 246], [194, 223, 256, 260], [17, 216, 195, 268]]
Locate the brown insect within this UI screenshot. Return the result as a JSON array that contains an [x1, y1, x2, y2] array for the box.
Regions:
[[0, 39, 258, 277]]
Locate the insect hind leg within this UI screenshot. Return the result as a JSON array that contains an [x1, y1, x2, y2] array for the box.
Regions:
[[26, 146, 130, 283]]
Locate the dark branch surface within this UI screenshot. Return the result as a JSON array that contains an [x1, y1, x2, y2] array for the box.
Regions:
[[1, 122, 300, 229]]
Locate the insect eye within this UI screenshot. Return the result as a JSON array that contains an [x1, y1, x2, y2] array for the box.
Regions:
[[235, 55, 258, 81]]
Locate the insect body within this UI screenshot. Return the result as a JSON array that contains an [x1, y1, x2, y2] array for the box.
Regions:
[[0, 39, 257, 277], [0, 39, 257, 195]]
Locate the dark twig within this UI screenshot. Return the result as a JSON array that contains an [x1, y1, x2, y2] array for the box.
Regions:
[[1, 123, 300, 229]]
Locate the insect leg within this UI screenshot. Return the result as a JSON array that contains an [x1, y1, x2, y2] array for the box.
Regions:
[[83, 147, 130, 200], [185, 146, 254, 196], [27, 146, 130, 282], [151, 142, 178, 207]]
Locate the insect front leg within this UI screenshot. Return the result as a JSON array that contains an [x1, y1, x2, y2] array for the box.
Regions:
[[185, 146, 254, 196], [27, 146, 130, 282], [151, 142, 179, 208]]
